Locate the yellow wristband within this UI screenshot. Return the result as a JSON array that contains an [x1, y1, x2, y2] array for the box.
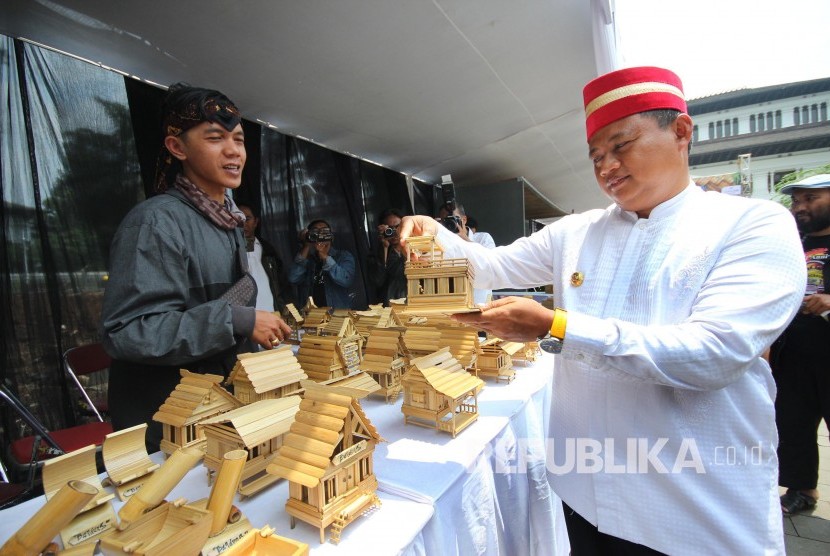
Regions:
[[550, 308, 568, 340]]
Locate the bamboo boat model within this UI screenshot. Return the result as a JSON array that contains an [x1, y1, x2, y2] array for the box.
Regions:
[[98, 446, 211, 556], [221, 526, 309, 556], [41, 445, 117, 549], [101, 424, 160, 501], [0, 480, 97, 556]]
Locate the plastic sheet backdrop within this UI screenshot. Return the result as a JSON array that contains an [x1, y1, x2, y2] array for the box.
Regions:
[[0, 37, 143, 436]]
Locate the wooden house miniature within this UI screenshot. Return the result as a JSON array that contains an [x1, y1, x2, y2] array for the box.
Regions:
[[101, 423, 160, 501], [438, 324, 481, 372], [42, 444, 117, 548], [401, 347, 484, 437], [477, 338, 516, 383], [401, 325, 442, 363], [283, 303, 305, 344], [199, 397, 301, 498], [509, 340, 541, 365], [352, 305, 405, 340], [296, 333, 362, 383], [266, 381, 383, 544], [361, 328, 406, 402], [152, 370, 242, 456], [402, 235, 479, 316], [317, 313, 359, 339], [228, 345, 308, 404], [301, 298, 330, 332]]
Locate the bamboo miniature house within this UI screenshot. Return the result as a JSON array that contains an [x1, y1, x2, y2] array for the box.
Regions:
[[401, 347, 484, 437], [102, 424, 160, 501], [199, 397, 302, 498], [301, 298, 330, 332], [477, 337, 517, 383], [227, 345, 308, 404], [352, 305, 405, 340], [509, 340, 541, 366], [316, 313, 360, 340], [401, 325, 442, 363], [296, 332, 362, 383], [41, 445, 117, 549], [266, 381, 383, 544], [402, 235, 480, 316], [283, 303, 305, 344], [361, 328, 406, 402], [152, 370, 242, 456]]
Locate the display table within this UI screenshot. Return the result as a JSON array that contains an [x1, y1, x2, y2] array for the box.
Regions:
[[0, 353, 567, 555]]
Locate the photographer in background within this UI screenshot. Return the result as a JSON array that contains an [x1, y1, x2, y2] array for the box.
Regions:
[[437, 200, 493, 305], [367, 208, 407, 305], [288, 219, 356, 309]]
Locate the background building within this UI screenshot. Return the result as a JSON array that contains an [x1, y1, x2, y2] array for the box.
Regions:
[[688, 77, 830, 198]]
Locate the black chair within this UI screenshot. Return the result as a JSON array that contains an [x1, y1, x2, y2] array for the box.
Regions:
[[63, 342, 112, 423], [0, 383, 112, 489]]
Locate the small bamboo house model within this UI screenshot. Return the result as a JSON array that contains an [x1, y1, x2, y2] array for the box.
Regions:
[[322, 371, 382, 398], [152, 370, 242, 456], [438, 324, 481, 372], [317, 313, 359, 339], [401, 325, 442, 363], [199, 397, 302, 497], [352, 305, 405, 340], [302, 298, 330, 332], [266, 381, 383, 544], [297, 332, 362, 383], [401, 347, 484, 437], [361, 328, 406, 402], [477, 338, 517, 383], [509, 340, 541, 365], [228, 345, 308, 404], [283, 303, 305, 344], [403, 235, 479, 315]]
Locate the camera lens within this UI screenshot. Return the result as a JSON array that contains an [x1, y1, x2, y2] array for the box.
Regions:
[[442, 216, 460, 233], [382, 227, 396, 238]]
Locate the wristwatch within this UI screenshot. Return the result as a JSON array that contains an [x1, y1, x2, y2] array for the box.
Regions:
[[539, 308, 567, 354]]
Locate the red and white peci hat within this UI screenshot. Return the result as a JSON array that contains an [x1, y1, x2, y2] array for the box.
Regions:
[[583, 66, 687, 141]]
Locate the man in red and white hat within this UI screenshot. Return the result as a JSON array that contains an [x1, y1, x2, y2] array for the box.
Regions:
[[399, 66, 804, 554]]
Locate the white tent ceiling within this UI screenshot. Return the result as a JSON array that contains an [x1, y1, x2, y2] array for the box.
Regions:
[[1, 0, 618, 216]]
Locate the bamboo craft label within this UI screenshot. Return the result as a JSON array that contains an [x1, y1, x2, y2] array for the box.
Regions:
[[68, 517, 114, 545], [203, 528, 250, 556], [332, 440, 367, 466]]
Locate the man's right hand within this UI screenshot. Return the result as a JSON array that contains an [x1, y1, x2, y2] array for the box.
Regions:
[[251, 310, 292, 350], [398, 215, 440, 251]]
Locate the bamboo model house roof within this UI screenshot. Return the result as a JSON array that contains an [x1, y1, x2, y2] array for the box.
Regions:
[[266, 382, 383, 488], [199, 397, 301, 449], [322, 371, 382, 396], [362, 328, 405, 375], [405, 347, 484, 399], [318, 314, 358, 337], [285, 303, 305, 325], [228, 345, 308, 394], [153, 370, 241, 427]]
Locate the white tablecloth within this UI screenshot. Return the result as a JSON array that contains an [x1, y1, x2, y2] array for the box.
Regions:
[[0, 353, 567, 555]]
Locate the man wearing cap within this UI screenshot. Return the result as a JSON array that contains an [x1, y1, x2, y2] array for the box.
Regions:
[[772, 173, 830, 516], [101, 83, 291, 451], [398, 67, 804, 553]]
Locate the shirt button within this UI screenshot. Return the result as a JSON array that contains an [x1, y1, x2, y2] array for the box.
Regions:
[[576, 353, 585, 360]]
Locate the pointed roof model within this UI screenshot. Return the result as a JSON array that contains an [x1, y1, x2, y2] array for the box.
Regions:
[[227, 345, 308, 403], [407, 348, 484, 399], [153, 371, 240, 428], [266, 381, 383, 488]]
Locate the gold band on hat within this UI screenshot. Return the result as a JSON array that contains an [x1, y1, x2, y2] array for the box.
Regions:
[[585, 82, 685, 119]]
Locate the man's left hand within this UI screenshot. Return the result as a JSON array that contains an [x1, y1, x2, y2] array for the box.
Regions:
[[451, 296, 554, 341]]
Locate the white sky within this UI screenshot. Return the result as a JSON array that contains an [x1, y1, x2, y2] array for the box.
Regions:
[[614, 0, 830, 99]]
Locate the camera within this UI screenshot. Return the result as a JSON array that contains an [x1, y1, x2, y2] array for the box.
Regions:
[[440, 174, 462, 232], [307, 228, 333, 243], [382, 226, 397, 238]]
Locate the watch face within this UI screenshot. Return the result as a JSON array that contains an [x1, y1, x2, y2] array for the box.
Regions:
[[539, 337, 562, 354]]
